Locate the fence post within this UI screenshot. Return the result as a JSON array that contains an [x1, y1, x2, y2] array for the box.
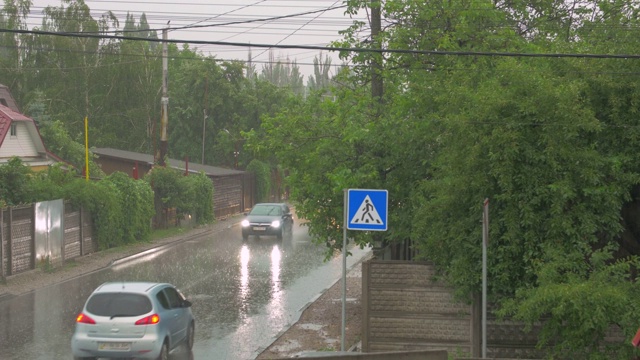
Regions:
[[7, 207, 12, 276], [361, 260, 370, 352], [79, 206, 84, 256], [0, 208, 4, 281], [61, 202, 66, 263], [31, 203, 36, 271]]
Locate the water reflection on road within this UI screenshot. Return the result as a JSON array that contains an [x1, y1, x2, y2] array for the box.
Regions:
[[0, 219, 370, 360]]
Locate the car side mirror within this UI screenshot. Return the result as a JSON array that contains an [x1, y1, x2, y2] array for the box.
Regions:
[[183, 299, 192, 308]]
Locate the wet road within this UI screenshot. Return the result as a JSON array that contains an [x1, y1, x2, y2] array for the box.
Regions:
[[0, 219, 370, 360]]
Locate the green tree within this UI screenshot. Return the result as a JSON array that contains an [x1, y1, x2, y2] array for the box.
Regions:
[[259, 51, 304, 95], [38, 120, 105, 177], [250, 0, 640, 355], [306, 53, 333, 93], [0, 0, 32, 100], [246, 159, 271, 203]]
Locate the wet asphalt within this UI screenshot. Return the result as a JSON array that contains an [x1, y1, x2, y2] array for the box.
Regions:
[[0, 218, 371, 360]]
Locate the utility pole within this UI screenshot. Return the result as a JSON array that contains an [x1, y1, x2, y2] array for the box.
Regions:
[[158, 26, 169, 166], [371, 0, 383, 102], [202, 77, 209, 165], [202, 109, 207, 164]]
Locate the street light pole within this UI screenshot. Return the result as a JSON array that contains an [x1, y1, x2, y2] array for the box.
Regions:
[[202, 109, 207, 164]]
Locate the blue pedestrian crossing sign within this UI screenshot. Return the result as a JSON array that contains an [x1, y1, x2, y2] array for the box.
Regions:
[[347, 189, 388, 231]]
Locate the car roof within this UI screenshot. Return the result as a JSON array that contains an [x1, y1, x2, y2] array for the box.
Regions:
[[254, 203, 286, 206], [93, 282, 169, 294]]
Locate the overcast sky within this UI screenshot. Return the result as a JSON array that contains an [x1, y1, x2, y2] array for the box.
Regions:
[[26, 0, 369, 80]]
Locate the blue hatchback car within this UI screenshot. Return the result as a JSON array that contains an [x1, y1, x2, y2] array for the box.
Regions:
[[71, 282, 194, 360]]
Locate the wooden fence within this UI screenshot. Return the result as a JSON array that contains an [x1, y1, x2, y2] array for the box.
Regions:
[[361, 260, 626, 359]]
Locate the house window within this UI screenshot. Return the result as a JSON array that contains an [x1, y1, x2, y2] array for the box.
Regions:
[[10, 123, 16, 137]]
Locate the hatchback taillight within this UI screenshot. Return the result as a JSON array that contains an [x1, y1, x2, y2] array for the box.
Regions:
[[135, 314, 160, 325], [76, 313, 96, 324]]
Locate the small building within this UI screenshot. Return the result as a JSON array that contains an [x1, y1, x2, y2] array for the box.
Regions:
[[91, 147, 255, 219], [0, 84, 21, 113], [0, 103, 65, 171], [0, 84, 66, 171]]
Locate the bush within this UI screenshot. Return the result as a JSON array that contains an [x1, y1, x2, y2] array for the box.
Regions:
[[63, 178, 124, 249], [0, 157, 34, 206], [145, 166, 214, 225], [181, 172, 214, 224], [246, 159, 271, 202], [104, 172, 155, 243]]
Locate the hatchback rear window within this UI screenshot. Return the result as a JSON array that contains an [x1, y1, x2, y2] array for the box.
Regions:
[[86, 293, 152, 317]]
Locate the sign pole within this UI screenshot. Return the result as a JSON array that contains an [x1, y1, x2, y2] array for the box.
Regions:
[[341, 189, 347, 351], [84, 116, 89, 181], [343, 188, 388, 352], [482, 198, 489, 358]]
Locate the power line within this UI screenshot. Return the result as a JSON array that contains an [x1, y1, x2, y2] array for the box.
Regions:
[[38, 4, 349, 34], [251, 0, 342, 61], [171, 0, 267, 34], [4, 27, 640, 59]]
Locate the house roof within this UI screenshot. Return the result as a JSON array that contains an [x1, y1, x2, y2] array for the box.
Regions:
[[0, 103, 35, 148], [0, 84, 20, 112], [0, 103, 67, 167], [92, 147, 246, 177]]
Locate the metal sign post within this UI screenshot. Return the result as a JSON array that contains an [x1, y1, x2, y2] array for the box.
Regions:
[[342, 189, 348, 351], [482, 198, 489, 358], [342, 189, 388, 351]]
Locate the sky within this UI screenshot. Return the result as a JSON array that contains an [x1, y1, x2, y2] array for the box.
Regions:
[[26, 0, 370, 80]]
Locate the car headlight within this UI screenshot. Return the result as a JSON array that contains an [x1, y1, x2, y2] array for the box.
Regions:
[[271, 220, 281, 228], [241, 219, 250, 227]]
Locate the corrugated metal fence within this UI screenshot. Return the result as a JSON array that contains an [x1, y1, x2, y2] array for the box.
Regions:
[[0, 201, 94, 280]]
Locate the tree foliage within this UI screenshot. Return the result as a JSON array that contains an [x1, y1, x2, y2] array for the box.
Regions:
[[247, 0, 640, 355], [144, 165, 214, 225], [0, 157, 35, 206], [38, 120, 105, 177], [246, 159, 271, 203]]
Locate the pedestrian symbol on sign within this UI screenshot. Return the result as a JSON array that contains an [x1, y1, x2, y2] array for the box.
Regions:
[[350, 195, 382, 225], [347, 189, 388, 231]]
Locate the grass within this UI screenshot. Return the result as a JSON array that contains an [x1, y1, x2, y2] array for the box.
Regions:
[[38, 255, 54, 273], [316, 346, 336, 352], [149, 226, 188, 241]]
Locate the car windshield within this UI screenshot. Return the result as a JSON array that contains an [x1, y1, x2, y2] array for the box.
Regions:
[[86, 293, 152, 317], [250, 205, 282, 216]]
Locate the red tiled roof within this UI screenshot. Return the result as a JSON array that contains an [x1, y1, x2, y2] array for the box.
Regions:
[[0, 104, 33, 147]]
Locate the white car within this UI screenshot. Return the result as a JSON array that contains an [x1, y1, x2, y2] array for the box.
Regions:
[[71, 282, 195, 360]]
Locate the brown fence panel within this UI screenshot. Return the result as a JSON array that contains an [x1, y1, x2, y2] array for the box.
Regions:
[[242, 172, 255, 212], [362, 260, 474, 356], [0, 208, 5, 279], [10, 205, 34, 274], [80, 207, 95, 255], [63, 201, 81, 259], [212, 175, 243, 219]]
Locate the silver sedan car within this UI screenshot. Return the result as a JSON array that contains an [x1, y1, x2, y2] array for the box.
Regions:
[[71, 282, 194, 360]]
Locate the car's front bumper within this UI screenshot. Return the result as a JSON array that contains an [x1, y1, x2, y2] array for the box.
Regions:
[[242, 224, 282, 237]]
